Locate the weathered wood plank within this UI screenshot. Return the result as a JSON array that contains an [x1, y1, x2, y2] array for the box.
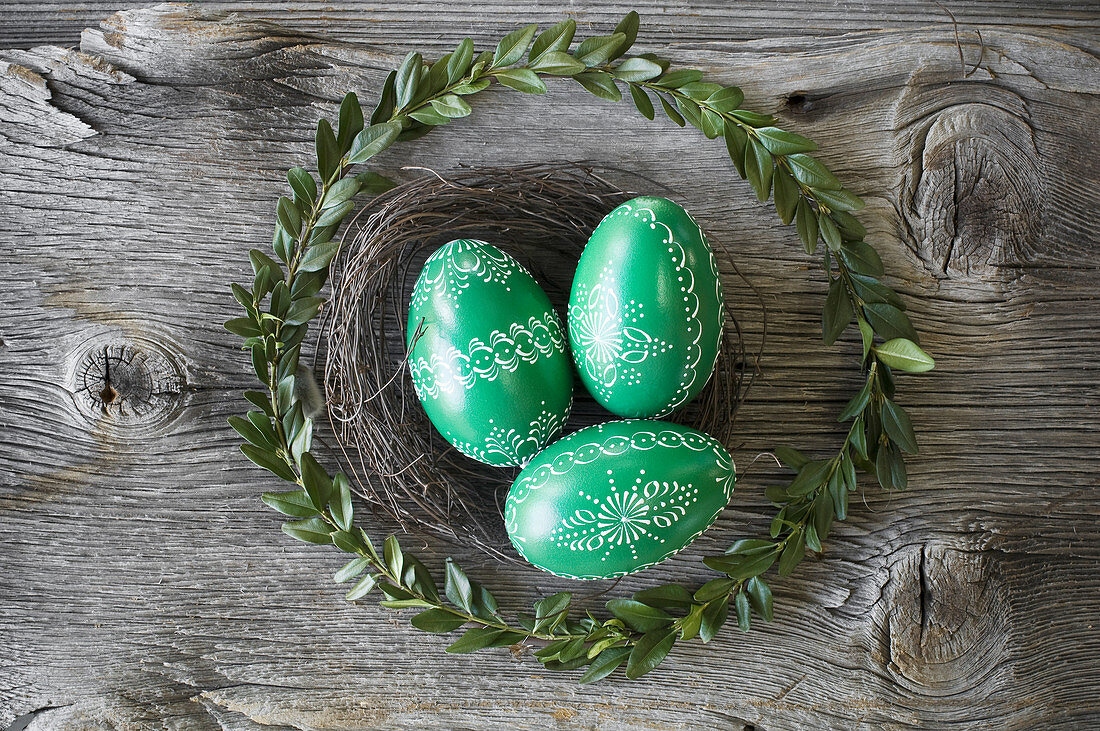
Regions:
[[2, 0, 1099, 50], [0, 4, 1098, 729]]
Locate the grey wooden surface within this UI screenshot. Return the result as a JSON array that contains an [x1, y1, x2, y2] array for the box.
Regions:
[[1, 2, 1098, 729]]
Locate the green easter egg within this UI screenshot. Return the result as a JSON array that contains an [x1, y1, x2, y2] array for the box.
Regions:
[[568, 196, 725, 418], [407, 240, 573, 467], [505, 420, 735, 579]]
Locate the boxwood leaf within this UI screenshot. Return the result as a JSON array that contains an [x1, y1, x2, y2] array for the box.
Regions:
[[875, 338, 935, 373], [625, 629, 676, 679], [579, 646, 631, 684], [412, 608, 468, 634]]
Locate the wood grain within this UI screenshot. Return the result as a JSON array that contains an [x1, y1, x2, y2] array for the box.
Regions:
[[1, 4, 1098, 729]]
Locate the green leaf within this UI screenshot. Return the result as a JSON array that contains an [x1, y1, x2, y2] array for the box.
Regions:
[[446, 627, 506, 654], [788, 459, 831, 496], [881, 399, 919, 454], [370, 70, 397, 124], [610, 11, 640, 60], [706, 86, 744, 113], [579, 646, 631, 684], [875, 338, 935, 373], [863, 303, 919, 343], [744, 137, 774, 202], [243, 390, 274, 417], [276, 197, 300, 239], [612, 57, 663, 82], [773, 166, 799, 224], [818, 212, 842, 250], [532, 591, 571, 632], [838, 376, 873, 422], [786, 153, 842, 191], [495, 68, 547, 94], [606, 599, 673, 633], [575, 33, 627, 67], [745, 577, 774, 621], [734, 590, 751, 632], [805, 521, 822, 553], [411, 608, 468, 634], [347, 120, 402, 165], [334, 556, 371, 583], [699, 598, 729, 643], [287, 167, 317, 208], [850, 415, 869, 461], [574, 71, 621, 102], [704, 549, 777, 580], [859, 318, 875, 362], [447, 38, 474, 84], [832, 210, 867, 239], [320, 177, 360, 210], [298, 242, 339, 273], [451, 78, 491, 95], [530, 19, 576, 62], [261, 489, 318, 518], [778, 532, 806, 576], [839, 241, 884, 277], [675, 96, 702, 130], [494, 24, 538, 68], [850, 273, 905, 310], [240, 444, 296, 482], [356, 171, 397, 196], [628, 84, 655, 120], [659, 93, 685, 126], [444, 558, 474, 613], [754, 127, 817, 156], [830, 462, 849, 519], [345, 573, 377, 600], [408, 107, 451, 126], [228, 415, 275, 451], [284, 296, 322, 327], [723, 122, 747, 177], [632, 584, 695, 610], [693, 578, 735, 603], [813, 486, 834, 543], [656, 69, 704, 88], [315, 119, 339, 181], [823, 276, 854, 345], [814, 186, 865, 212], [774, 446, 809, 470], [875, 442, 908, 491], [394, 51, 422, 109], [330, 473, 353, 531], [625, 629, 676, 679], [225, 317, 261, 339], [729, 109, 776, 127], [725, 538, 778, 556], [383, 535, 404, 581], [282, 517, 333, 545], [795, 199, 819, 254], [336, 92, 365, 153], [315, 200, 352, 229], [529, 51, 586, 76]]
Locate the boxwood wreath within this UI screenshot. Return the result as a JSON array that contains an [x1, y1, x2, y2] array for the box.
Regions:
[[225, 12, 935, 683]]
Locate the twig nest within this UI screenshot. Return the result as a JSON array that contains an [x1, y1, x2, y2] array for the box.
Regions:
[[324, 163, 746, 561]]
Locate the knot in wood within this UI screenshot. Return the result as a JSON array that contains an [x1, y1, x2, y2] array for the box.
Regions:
[[74, 338, 185, 431], [883, 543, 1009, 691], [900, 102, 1042, 281]]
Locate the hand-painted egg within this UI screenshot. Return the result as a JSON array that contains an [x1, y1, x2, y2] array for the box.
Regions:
[[407, 239, 573, 466], [505, 420, 735, 579], [568, 196, 725, 418]]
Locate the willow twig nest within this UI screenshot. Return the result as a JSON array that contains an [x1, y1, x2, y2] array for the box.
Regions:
[[323, 163, 751, 562]]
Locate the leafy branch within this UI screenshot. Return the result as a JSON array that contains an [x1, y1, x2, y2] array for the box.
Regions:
[[224, 11, 934, 682]]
